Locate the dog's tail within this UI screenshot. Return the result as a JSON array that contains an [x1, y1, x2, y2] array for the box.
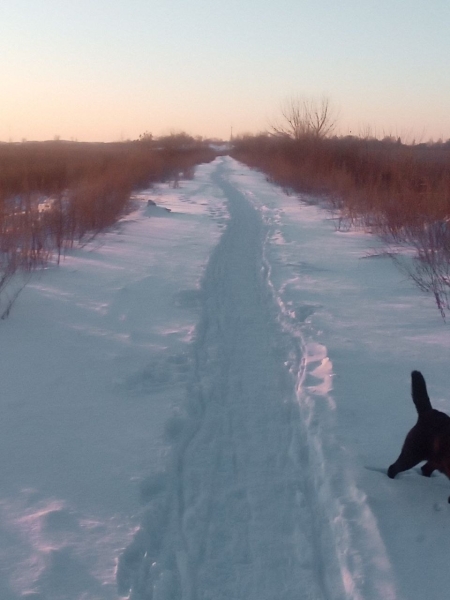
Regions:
[[411, 370, 432, 415]]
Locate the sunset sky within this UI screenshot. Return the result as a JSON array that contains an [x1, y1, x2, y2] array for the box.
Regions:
[[2, 0, 449, 142]]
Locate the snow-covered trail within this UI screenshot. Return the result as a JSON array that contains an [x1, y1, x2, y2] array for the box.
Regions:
[[118, 158, 395, 600], [2, 156, 450, 600], [119, 160, 328, 599], [178, 165, 320, 599]]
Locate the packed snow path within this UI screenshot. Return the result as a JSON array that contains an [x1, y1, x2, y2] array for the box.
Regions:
[[118, 159, 391, 600], [118, 162, 322, 598]]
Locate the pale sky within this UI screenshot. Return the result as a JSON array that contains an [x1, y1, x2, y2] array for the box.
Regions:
[[1, 1, 449, 142]]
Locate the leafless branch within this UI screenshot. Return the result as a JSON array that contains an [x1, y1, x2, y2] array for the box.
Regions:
[[270, 95, 338, 140]]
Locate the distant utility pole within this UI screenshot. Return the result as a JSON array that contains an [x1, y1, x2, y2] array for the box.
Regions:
[[230, 125, 233, 142]]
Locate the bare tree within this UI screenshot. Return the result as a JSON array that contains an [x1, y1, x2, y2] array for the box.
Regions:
[[271, 95, 338, 140]]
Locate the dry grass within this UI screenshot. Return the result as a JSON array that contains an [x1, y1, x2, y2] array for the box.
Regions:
[[232, 133, 450, 316], [0, 137, 216, 316]]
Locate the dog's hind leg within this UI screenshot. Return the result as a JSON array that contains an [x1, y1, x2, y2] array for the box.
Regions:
[[421, 461, 436, 477], [388, 450, 424, 478], [388, 424, 427, 479]]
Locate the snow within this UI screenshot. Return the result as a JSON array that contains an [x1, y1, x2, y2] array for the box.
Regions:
[[0, 156, 450, 599]]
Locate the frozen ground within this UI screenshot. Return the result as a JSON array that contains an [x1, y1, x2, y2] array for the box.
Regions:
[[0, 156, 450, 599]]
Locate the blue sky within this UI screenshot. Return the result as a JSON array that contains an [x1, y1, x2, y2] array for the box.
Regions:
[[1, 0, 449, 141]]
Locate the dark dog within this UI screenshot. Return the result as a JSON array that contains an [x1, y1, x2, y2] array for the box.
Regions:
[[388, 370, 450, 501]]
